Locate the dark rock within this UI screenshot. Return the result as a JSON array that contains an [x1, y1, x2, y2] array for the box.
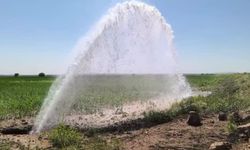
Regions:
[[239, 133, 248, 141], [210, 120, 215, 124], [227, 132, 239, 143], [242, 114, 250, 123], [187, 111, 202, 127], [237, 123, 250, 136], [209, 142, 232, 150], [0, 125, 32, 134], [38, 136, 42, 141], [218, 112, 227, 121], [230, 112, 243, 124], [21, 119, 28, 125]]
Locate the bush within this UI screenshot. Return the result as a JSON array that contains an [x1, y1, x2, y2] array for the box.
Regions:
[[48, 124, 82, 148], [38, 72, 46, 77], [227, 121, 237, 134], [14, 73, 19, 77], [214, 78, 240, 99], [144, 111, 173, 124]]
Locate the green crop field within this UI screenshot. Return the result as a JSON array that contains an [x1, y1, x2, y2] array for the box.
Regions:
[[0, 76, 54, 119], [0, 75, 185, 117], [67, 75, 186, 113], [0, 73, 249, 120]]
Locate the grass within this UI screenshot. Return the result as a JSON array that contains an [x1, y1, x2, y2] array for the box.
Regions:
[[48, 124, 121, 149], [186, 74, 221, 90], [0, 76, 54, 119], [186, 74, 249, 112], [48, 124, 82, 148], [83, 136, 121, 150], [0, 73, 249, 119], [69, 74, 179, 113], [0, 74, 186, 117], [143, 73, 250, 125]]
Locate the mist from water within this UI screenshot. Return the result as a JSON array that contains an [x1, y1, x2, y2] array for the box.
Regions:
[[32, 1, 192, 133]]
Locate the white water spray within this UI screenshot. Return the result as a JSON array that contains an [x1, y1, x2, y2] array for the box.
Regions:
[[32, 1, 192, 133]]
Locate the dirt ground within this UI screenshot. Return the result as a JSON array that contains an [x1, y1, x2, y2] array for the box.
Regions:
[[0, 114, 250, 150], [105, 115, 229, 150]]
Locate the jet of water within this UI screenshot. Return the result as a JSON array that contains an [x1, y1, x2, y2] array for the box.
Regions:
[[32, 1, 192, 133]]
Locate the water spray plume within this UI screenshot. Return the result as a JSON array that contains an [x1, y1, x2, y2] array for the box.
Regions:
[[32, 1, 192, 133]]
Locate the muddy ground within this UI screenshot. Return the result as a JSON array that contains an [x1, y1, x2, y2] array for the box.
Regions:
[[0, 114, 249, 150]]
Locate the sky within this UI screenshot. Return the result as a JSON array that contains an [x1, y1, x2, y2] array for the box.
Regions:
[[0, 0, 249, 75]]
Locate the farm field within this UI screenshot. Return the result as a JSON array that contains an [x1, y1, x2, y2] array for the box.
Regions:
[[0, 76, 54, 119], [0, 73, 250, 149], [0, 74, 187, 118]]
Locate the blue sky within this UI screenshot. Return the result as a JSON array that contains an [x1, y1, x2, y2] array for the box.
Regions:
[[0, 0, 249, 74]]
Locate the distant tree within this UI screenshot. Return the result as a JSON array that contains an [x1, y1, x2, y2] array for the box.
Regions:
[[38, 72, 46, 77], [14, 73, 19, 77]]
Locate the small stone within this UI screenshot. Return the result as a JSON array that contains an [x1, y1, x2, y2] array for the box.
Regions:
[[21, 122, 28, 125], [218, 112, 227, 121], [187, 111, 202, 127], [242, 114, 250, 123], [122, 112, 128, 118], [237, 123, 250, 136], [43, 137, 48, 140], [209, 142, 232, 150], [38, 136, 42, 141], [230, 112, 243, 124], [210, 120, 215, 124], [239, 133, 248, 141]]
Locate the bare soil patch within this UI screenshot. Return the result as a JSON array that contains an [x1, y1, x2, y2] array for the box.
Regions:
[[0, 114, 250, 149]]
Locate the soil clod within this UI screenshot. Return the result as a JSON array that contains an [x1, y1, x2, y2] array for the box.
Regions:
[[187, 111, 202, 127], [209, 142, 232, 150], [218, 112, 227, 121]]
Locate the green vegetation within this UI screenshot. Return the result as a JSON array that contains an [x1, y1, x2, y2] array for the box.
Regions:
[[186, 73, 250, 113], [83, 136, 121, 150], [227, 121, 237, 134], [48, 124, 121, 149], [70, 75, 176, 113], [143, 73, 250, 124], [48, 124, 82, 148], [186, 74, 221, 90], [0, 73, 249, 120], [227, 115, 238, 134], [144, 110, 173, 124], [0, 76, 54, 119]]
